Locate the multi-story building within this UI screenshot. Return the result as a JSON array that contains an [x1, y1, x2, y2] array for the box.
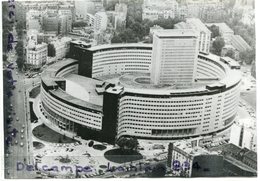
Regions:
[[94, 11, 108, 33], [113, 3, 127, 30], [206, 23, 234, 44], [37, 32, 57, 44], [186, 18, 211, 54], [149, 25, 163, 35], [42, 15, 59, 34], [151, 29, 199, 87], [75, 0, 104, 17], [58, 9, 72, 35], [59, 15, 71, 35], [209, 143, 257, 176], [75, 0, 94, 18], [142, 0, 178, 21], [175, 18, 211, 54], [230, 35, 252, 52], [26, 10, 44, 31], [27, 29, 39, 43], [86, 13, 95, 27], [167, 141, 223, 177], [26, 41, 47, 68], [185, 0, 225, 22], [50, 37, 72, 60], [40, 43, 241, 144]]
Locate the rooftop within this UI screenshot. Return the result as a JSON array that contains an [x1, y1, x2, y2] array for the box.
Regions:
[[65, 74, 104, 106], [221, 56, 240, 67], [154, 29, 199, 38], [88, 43, 152, 52], [231, 35, 252, 51], [97, 53, 241, 96], [41, 58, 78, 87], [174, 22, 191, 29], [206, 23, 234, 33], [186, 18, 211, 33], [173, 141, 218, 157]]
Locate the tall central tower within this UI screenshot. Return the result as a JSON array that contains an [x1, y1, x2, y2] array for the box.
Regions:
[[151, 29, 199, 88]]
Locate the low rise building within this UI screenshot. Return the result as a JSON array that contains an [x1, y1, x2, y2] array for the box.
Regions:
[[167, 141, 223, 177]]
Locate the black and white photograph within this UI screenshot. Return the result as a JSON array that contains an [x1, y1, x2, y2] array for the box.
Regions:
[[1, 0, 258, 179]]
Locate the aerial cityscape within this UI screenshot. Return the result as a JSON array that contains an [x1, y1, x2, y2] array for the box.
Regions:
[[2, 0, 257, 179]]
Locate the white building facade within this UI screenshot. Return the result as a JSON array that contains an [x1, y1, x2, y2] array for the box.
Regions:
[[26, 41, 47, 68], [151, 29, 199, 87], [50, 37, 72, 60], [94, 12, 108, 33]]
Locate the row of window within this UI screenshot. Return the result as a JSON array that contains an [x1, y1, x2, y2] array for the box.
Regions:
[[43, 97, 101, 128], [121, 98, 204, 103], [119, 118, 202, 124]]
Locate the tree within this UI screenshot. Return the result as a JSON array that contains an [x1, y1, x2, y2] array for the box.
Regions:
[[48, 44, 56, 57], [116, 137, 139, 150], [212, 37, 225, 55], [151, 163, 166, 177], [239, 49, 255, 65], [208, 25, 220, 39], [225, 49, 235, 59], [16, 57, 24, 71], [111, 35, 123, 43], [3, 54, 8, 62]]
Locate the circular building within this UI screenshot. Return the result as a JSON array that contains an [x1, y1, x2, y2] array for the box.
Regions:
[[40, 43, 241, 144]]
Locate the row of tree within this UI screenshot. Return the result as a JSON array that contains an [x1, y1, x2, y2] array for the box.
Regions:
[[2, 2, 14, 54], [15, 5, 26, 71]]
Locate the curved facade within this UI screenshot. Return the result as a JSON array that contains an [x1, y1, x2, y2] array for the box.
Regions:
[[40, 44, 241, 143]]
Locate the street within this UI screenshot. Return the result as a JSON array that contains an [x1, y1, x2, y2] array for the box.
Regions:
[[4, 28, 39, 179]]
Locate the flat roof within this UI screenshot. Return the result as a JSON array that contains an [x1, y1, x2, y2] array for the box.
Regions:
[[154, 29, 199, 38], [221, 56, 240, 67], [206, 23, 234, 33], [97, 52, 241, 96], [231, 35, 251, 51], [88, 43, 152, 51], [65, 74, 104, 106], [41, 59, 104, 112], [41, 58, 78, 87], [173, 141, 218, 157], [186, 18, 211, 33]]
